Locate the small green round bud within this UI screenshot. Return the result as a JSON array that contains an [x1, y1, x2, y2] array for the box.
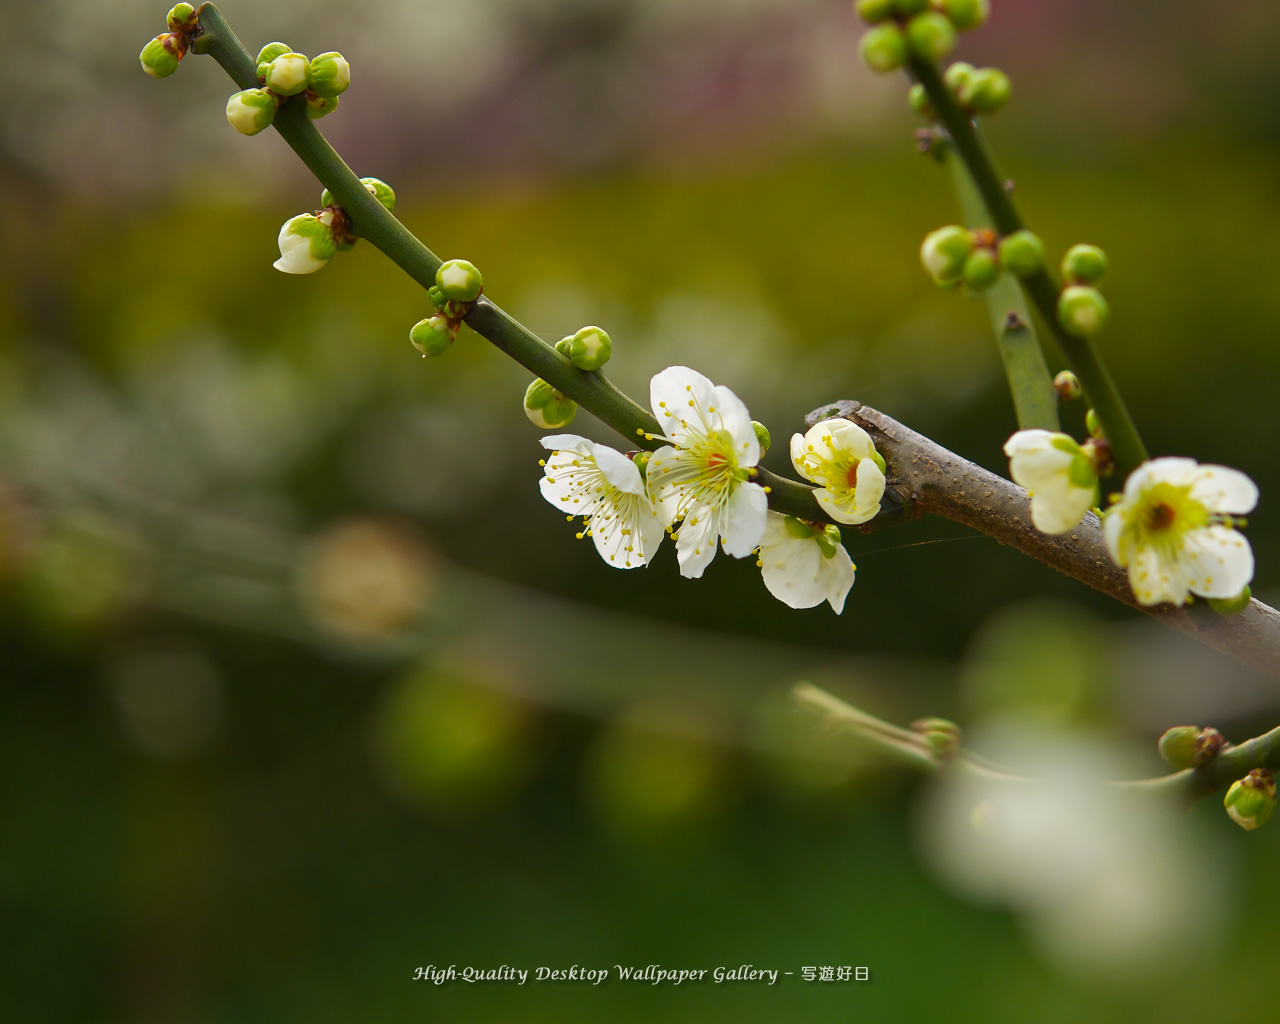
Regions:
[[1209, 585, 1252, 616], [255, 42, 292, 74], [1060, 243, 1109, 284], [893, 0, 929, 14], [912, 716, 962, 760], [1057, 285, 1110, 337], [309, 51, 351, 99], [908, 83, 936, 118], [360, 177, 396, 212], [166, 3, 196, 29], [1085, 408, 1103, 438], [263, 53, 312, 97], [963, 248, 999, 290], [905, 12, 957, 62], [860, 24, 908, 73], [139, 34, 180, 79], [1052, 370, 1082, 402], [943, 61, 975, 93], [940, 0, 989, 31], [409, 315, 454, 357], [568, 326, 612, 371], [524, 379, 577, 429], [958, 67, 1012, 114], [997, 230, 1044, 279], [855, 0, 897, 23], [1157, 726, 1201, 770], [752, 421, 771, 457], [226, 88, 277, 136], [920, 225, 974, 283], [554, 337, 573, 357], [435, 259, 483, 303], [306, 93, 339, 120], [1224, 768, 1275, 831], [814, 523, 843, 560]]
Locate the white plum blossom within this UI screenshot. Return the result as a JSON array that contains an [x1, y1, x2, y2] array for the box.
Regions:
[[273, 213, 337, 274], [539, 435, 666, 569], [645, 366, 767, 579], [1003, 429, 1098, 535], [758, 512, 855, 613], [1103, 457, 1257, 606], [789, 419, 886, 525]]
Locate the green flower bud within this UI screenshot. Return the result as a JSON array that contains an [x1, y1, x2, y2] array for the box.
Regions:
[[360, 176, 396, 212], [255, 42, 292, 77], [1158, 725, 1224, 769], [1085, 408, 1103, 439], [1052, 370, 1082, 402], [226, 88, 277, 136], [554, 337, 573, 356], [307, 93, 339, 120], [814, 523, 843, 560], [435, 259, 483, 303], [568, 326, 612, 371], [1209, 585, 1252, 616], [1060, 243, 1109, 284], [905, 12, 957, 63], [524, 379, 577, 429], [752, 420, 771, 457], [940, 0, 989, 31], [263, 52, 312, 97], [139, 34, 181, 79], [959, 67, 1012, 114], [1224, 768, 1275, 831], [943, 61, 974, 93], [1057, 285, 1110, 337], [963, 248, 999, 290], [273, 213, 336, 274], [855, 0, 897, 23], [860, 24, 908, 73], [309, 51, 351, 98], [409, 315, 454, 357], [166, 4, 196, 30], [997, 229, 1044, 279], [894, 0, 929, 14], [912, 716, 962, 760], [909, 83, 936, 118], [920, 225, 974, 283]]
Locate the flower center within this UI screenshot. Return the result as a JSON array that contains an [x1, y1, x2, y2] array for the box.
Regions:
[[1145, 501, 1176, 531], [845, 462, 859, 490]]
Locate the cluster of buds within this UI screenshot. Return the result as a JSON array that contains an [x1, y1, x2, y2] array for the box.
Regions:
[[857, 0, 990, 74], [521, 324, 614, 428], [274, 177, 395, 275], [138, 4, 200, 78], [1056, 244, 1110, 337], [226, 42, 351, 136], [919, 225, 1044, 292], [554, 326, 613, 372], [1224, 768, 1275, 831], [409, 260, 484, 358], [910, 60, 1011, 118]]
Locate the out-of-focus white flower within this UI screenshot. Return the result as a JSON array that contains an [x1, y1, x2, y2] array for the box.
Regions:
[[1003, 429, 1098, 535], [1103, 457, 1256, 606], [757, 511, 854, 613], [789, 418, 885, 525]]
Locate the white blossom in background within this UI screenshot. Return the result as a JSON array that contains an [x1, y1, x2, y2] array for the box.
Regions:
[[1003, 429, 1098, 535], [539, 435, 666, 569], [646, 366, 767, 579], [1104, 457, 1256, 606], [789, 418, 885, 525], [757, 512, 854, 613]]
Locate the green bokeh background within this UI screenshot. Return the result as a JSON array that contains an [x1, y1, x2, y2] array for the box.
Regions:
[[3, 0, 1280, 1019]]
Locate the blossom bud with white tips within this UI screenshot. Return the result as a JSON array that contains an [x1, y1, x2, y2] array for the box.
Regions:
[[568, 326, 612, 371], [524, 379, 577, 429], [273, 213, 336, 274], [309, 51, 351, 98], [307, 94, 339, 120], [263, 52, 312, 97], [255, 42, 291, 79], [920, 225, 974, 284], [226, 88, 278, 136], [1224, 769, 1275, 831], [435, 259, 483, 303], [166, 3, 196, 31], [139, 34, 181, 78], [409, 315, 454, 357]]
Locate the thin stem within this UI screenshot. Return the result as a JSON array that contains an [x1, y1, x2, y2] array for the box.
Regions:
[[939, 142, 1059, 432], [908, 57, 1148, 473], [191, 4, 824, 522]]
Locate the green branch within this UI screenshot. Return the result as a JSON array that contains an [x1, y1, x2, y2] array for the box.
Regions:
[[908, 57, 1148, 473], [190, 3, 824, 522]]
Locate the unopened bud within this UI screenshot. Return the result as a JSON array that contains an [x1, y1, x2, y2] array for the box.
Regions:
[[752, 421, 771, 457], [905, 12, 957, 62], [997, 230, 1044, 279], [139, 34, 181, 79], [309, 51, 351, 98], [912, 716, 962, 760], [568, 326, 612, 371], [920, 225, 974, 284], [166, 3, 196, 31], [963, 247, 999, 290], [1057, 285, 1110, 337], [1060, 243, 1109, 284], [894, 0, 929, 15], [1209, 586, 1252, 616], [307, 94, 339, 119], [814, 523, 843, 560], [1158, 725, 1224, 769], [1084, 407, 1103, 439], [855, 0, 896, 23], [959, 67, 1011, 114], [908, 83, 936, 119], [524, 379, 577, 429], [255, 42, 292, 79], [263, 52, 312, 97], [360, 177, 396, 212], [943, 61, 974, 93], [940, 0, 989, 31], [1051, 370, 1080, 403], [409, 315, 454, 357], [435, 259, 483, 303], [273, 213, 336, 275], [226, 88, 277, 136], [860, 24, 908, 73], [1224, 768, 1275, 831]]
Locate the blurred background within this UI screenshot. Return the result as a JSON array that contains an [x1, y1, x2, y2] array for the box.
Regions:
[[4, 0, 1280, 1019]]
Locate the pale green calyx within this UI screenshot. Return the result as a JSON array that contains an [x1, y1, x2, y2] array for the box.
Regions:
[[263, 52, 312, 97], [307, 93, 339, 120], [1224, 769, 1275, 831], [226, 88, 278, 136], [309, 51, 351, 98], [1209, 585, 1252, 616], [140, 34, 181, 78], [1058, 285, 1110, 337], [273, 213, 336, 274], [255, 41, 291, 79], [166, 3, 196, 31], [409, 315, 454, 357], [436, 259, 483, 303], [920, 225, 974, 284], [524, 379, 577, 429], [568, 326, 612, 371]]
